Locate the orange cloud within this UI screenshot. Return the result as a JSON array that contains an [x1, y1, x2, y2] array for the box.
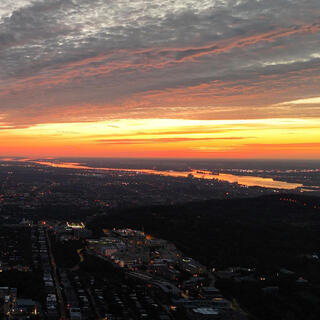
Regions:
[[96, 136, 247, 145]]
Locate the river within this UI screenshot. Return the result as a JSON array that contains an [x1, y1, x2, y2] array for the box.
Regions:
[[31, 160, 304, 190]]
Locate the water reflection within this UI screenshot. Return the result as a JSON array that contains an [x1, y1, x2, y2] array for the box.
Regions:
[[32, 161, 304, 190]]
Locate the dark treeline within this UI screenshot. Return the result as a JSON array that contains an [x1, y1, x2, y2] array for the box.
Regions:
[[88, 194, 320, 270]]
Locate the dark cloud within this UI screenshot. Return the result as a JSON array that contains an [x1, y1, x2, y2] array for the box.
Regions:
[[0, 0, 319, 126]]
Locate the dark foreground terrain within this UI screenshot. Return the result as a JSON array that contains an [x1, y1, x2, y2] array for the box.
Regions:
[[1, 191, 320, 319], [89, 194, 320, 320], [89, 194, 320, 268]]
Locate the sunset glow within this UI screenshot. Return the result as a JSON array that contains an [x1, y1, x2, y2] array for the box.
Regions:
[[0, 0, 319, 159], [1, 118, 320, 158]]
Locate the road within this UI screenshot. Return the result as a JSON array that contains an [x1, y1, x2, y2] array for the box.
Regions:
[[86, 285, 102, 319], [46, 229, 67, 320]]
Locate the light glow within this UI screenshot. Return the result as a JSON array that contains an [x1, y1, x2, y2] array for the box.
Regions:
[[0, 118, 319, 158]]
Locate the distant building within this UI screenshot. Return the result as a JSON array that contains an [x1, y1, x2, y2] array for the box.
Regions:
[[70, 307, 82, 320], [19, 218, 33, 227], [11, 298, 37, 317]]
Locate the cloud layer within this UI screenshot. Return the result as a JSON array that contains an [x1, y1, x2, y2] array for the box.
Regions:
[[0, 0, 320, 127]]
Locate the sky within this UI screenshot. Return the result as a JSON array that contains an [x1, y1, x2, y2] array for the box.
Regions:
[[0, 0, 319, 158]]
